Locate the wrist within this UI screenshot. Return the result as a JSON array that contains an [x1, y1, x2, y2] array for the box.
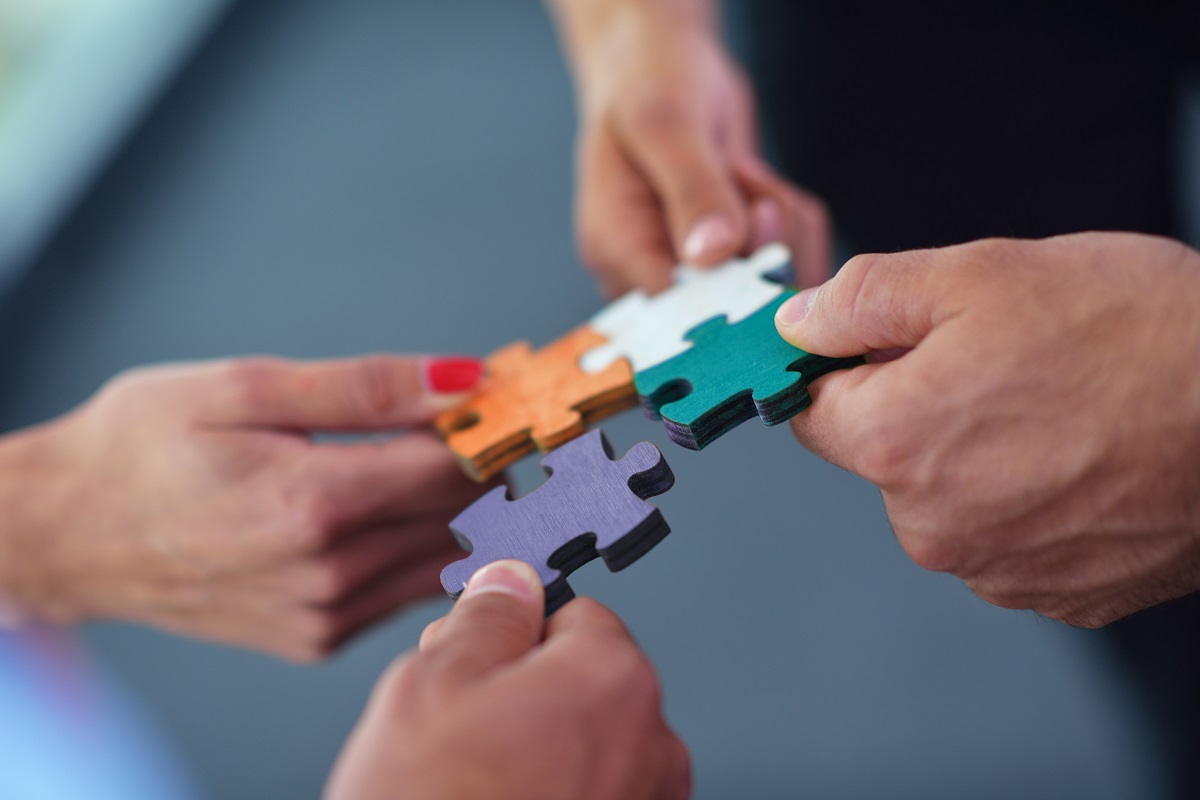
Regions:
[[548, 0, 717, 99], [0, 419, 86, 625]]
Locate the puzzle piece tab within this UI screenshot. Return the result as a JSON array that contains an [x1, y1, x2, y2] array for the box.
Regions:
[[580, 243, 793, 374], [436, 326, 639, 481], [636, 291, 865, 450], [441, 429, 675, 614]]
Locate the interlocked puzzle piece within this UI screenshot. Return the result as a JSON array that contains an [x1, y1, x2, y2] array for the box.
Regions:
[[436, 326, 638, 481], [579, 243, 793, 374], [636, 291, 866, 450], [441, 429, 675, 614]]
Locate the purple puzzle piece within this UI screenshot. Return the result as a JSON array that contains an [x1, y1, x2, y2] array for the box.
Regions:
[[440, 429, 675, 615]]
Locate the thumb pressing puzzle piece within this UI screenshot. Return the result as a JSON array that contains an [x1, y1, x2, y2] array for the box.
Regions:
[[636, 291, 866, 450], [440, 429, 675, 615]]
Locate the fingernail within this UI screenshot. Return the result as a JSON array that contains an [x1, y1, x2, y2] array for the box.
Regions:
[[423, 356, 484, 395], [462, 560, 541, 601], [752, 198, 782, 248], [683, 213, 736, 263], [775, 287, 818, 328]]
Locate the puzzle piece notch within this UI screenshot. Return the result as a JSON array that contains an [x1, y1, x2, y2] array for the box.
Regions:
[[441, 429, 675, 615], [580, 243, 794, 375], [636, 292, 866, 450], [436, 326, 638, 481]]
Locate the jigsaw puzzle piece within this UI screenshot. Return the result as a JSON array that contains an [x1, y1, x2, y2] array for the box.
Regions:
[[580, 243, 793, 374], [436, 327, 638, 481], [440, 429, 674, 614], [636, 291, 865, 450]]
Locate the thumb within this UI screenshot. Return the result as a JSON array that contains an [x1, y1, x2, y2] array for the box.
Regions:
[[774, 250, 959, 357], [423, 560, 546, 686], [205, 354, 483, 430]]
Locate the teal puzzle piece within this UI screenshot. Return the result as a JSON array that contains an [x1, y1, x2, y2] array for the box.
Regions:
[[635, 292, 865, 450]]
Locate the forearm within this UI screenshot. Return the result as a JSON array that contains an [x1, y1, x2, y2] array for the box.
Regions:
[[545, 0, 718, 91]]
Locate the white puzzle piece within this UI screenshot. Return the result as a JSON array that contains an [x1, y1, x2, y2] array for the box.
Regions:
[[580, 243, 793, 374]]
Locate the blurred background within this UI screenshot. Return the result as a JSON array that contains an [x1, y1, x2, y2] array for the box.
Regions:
[[1, 1, 1195, 797]]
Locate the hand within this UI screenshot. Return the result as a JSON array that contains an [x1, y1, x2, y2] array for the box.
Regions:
[[0, 354, 490, 660], [775, 232, 1200, 627], [325, 560, 690, 800], [549, 0, 830, 296]]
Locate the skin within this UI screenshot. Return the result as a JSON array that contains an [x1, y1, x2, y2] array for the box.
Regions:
[[0, 355, 492, 661], [776, 232, 1200, 627], [325, 560, 690, 800], [547, 0, 830, 296]]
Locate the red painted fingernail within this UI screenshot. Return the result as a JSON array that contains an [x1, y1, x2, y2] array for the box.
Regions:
[[424, 356, 484, 394]]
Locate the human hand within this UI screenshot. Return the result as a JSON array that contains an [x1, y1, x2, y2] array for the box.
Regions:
[[775, 232, 1200, 627], [0, 355, 490, 660], [549, 0, 830, 296], [325, 560, 689, 800]]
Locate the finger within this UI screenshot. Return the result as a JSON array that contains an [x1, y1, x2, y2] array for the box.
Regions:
[[657, 729, 693, 800], [303, 430, 496, 531], [202, 354, 483, 431], [615, 102, 748, 266], [419, 616, 446, 652], [421, 560, 545, 686], [311, 548, 463, 654], [774, 245, 973, 357], [576, 129, 677, 295], [735, 158, 832, 288], [228, 515, 460, 604], [154, 546, 461, 662], [718, 66, 760, 160], [542, 595, 631, 642], [786, 339, 949, 479], [787, 364, 888, 472]]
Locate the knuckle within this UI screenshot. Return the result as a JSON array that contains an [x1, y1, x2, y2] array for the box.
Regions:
[[959, 237, 1025, 275], [372, 654, 427, 709], [273, 486, 338, 551], [622, 654, 664, 709], [623, 85, 690, 140], [300, 560, 354, 604], [899, 529, 963, 574], [850, 421, 912, 487], [98, 364, 154, 395], [579, 638, 659, 704], [294, 609, 347, 659], [564, 596, 623, 629], [576, 226, 612, 272], [841, 253, 909, 342], [345, 355, 411, 419], [223, 357, 285, 404]]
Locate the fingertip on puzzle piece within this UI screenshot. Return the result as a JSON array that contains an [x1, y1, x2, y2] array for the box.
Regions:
[[439, 429, 675, 616]]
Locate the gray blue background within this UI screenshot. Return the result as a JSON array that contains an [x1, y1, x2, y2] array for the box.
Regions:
[[2, 1, 1194, 797]]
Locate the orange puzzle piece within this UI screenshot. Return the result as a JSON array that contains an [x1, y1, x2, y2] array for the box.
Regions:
[[436, 326, 637, 481]]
